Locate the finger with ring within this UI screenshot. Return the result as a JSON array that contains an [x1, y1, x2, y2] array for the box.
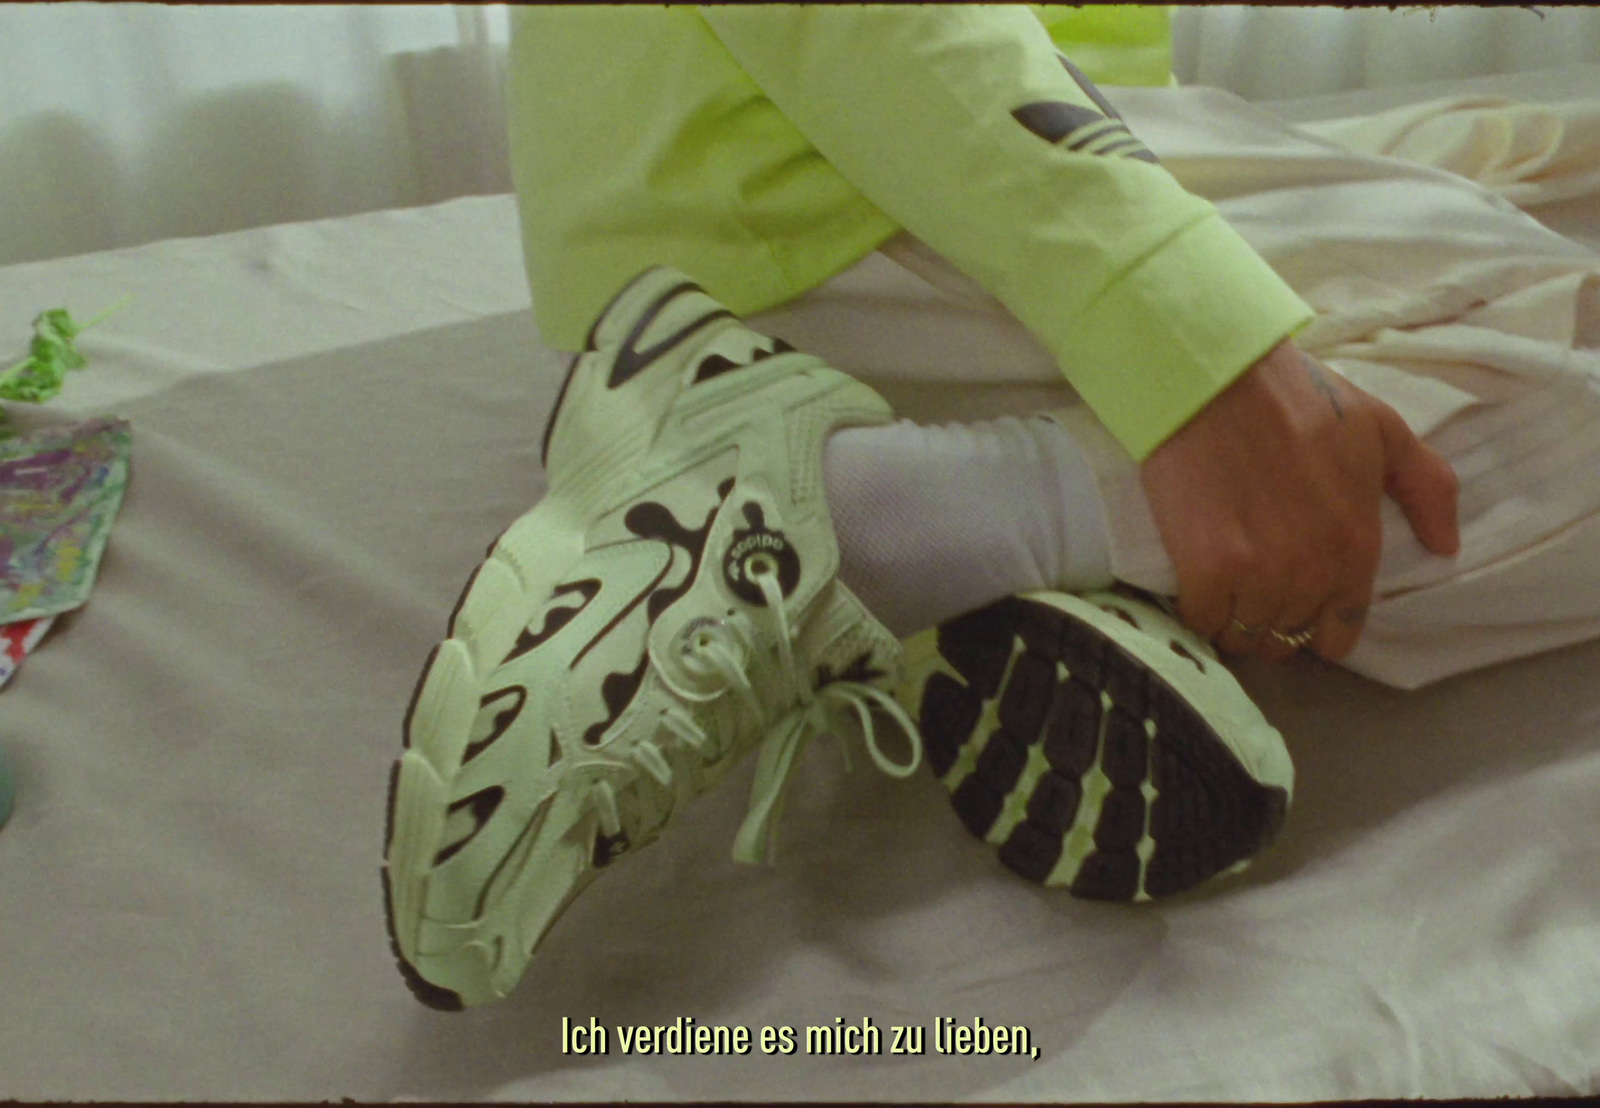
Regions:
[[1268, 626, 1316, 649]]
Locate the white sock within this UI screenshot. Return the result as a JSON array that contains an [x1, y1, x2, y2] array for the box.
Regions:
[[1042, 405, 1179, 599], [822, 415, 1116, 637]]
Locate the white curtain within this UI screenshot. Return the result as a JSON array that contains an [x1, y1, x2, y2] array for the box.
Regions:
[[0, 3, 512, 266], [2, 3, 1598, 267], [1172, 5, 1600, 100]]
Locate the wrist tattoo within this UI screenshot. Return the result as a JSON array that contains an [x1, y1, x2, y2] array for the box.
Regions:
[[1298, 352, 1345, 418]]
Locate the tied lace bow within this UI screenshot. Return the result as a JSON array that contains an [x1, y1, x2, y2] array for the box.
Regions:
[[675, 565, 922, 865]]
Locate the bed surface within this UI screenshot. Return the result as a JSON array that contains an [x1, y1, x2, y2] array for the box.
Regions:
[[2, 68, 1599, 1102]]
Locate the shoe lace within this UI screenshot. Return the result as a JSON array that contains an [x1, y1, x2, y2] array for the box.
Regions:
[[667, 564, 921, 866]]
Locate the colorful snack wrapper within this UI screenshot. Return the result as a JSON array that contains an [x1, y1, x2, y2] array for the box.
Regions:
[[1, 417, 132, 624]]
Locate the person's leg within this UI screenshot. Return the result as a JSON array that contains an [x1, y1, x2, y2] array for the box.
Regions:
[[385, 85, 1600, 1007], [820, 409, 1297, 899], [732, 92, 1600, 893], [382, 267, 1296, 1008], [750, 250, 1300, 900], [822, 414, 1113, 637]]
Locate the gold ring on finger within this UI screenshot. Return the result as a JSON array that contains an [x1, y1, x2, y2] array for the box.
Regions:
[[1269, 626, 1316, 649]]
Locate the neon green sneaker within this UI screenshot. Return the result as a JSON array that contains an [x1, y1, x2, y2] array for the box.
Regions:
[[383, 269, 919, 1009], [898, 590, 1292, 900]]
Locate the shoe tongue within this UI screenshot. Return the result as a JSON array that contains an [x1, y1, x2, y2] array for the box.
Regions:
[[794, 579, 903, 690]]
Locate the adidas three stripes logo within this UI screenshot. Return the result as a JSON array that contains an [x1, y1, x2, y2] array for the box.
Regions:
[[1011, 54, 1159, 164]]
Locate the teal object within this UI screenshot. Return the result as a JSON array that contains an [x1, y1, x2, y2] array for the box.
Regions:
[[0, 742, 13, 828]]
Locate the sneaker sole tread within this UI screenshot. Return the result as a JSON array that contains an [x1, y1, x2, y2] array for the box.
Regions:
[[910, 594, 1289, 901]]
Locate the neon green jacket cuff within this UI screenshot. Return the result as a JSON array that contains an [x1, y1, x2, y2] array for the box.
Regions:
[[1034, 213, 1315, 461]]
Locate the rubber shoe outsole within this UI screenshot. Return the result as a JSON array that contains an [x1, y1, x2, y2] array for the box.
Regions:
[[901, 591, 1292, 900]]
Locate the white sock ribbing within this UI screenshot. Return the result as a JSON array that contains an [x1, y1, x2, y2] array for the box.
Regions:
[[822, 415, 1115, 637], [1042, 405, 1179, 599]]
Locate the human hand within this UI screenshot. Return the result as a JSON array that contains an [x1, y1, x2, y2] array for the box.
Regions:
[[1138, 339, 1460, 662]]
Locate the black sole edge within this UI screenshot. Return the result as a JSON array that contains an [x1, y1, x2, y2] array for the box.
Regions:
[[382, 761, 466, 1012]]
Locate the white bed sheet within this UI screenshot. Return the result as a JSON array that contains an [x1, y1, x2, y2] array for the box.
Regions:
[[1, 67, 1598, 1103]]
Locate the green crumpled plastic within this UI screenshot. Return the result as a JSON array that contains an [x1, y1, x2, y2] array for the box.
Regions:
[[0, 297, 130, 428]]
